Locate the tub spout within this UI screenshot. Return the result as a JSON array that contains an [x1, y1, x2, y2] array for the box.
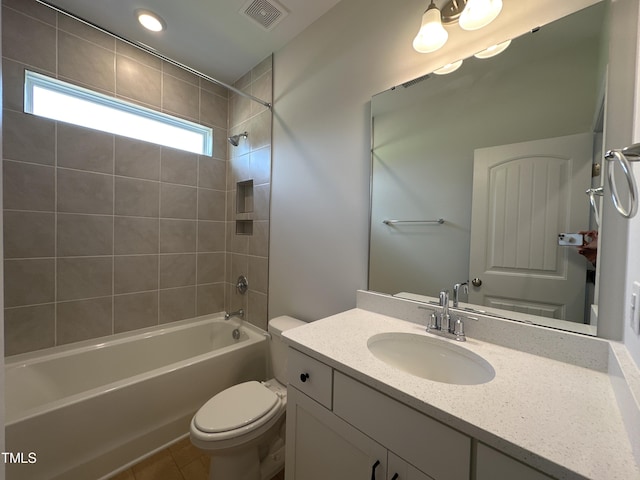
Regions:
[[224, 309, 244, 320]]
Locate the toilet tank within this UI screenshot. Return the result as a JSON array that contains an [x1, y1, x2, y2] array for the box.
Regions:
[[268, 316, 306, 384]]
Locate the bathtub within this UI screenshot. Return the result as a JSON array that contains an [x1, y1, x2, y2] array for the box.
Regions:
[[5, 314, 268, 480]]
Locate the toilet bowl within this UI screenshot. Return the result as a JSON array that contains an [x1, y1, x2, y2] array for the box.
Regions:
[[190, 316, 305, 480]]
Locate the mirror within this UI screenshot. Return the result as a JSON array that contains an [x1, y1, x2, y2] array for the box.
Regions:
[[369, 2, 608, 335]]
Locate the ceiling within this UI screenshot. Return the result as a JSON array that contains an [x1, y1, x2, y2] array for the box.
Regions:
[[42, 0, 343, 85]]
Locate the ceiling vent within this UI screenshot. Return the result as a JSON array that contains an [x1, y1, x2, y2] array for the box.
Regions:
[[240, 0, 289, 31]]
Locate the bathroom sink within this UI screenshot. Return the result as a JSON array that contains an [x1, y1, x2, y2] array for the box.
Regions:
[[367, 332, 495, 385]]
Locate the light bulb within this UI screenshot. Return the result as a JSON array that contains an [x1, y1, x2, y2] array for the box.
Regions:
[[474, 39, 511, 59], [459, 0, 502, 31], [434, 60, 463, 75], [413, 4, 448, 53]]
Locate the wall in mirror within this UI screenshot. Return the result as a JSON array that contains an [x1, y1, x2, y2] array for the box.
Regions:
[[369, 2, 608, 335]]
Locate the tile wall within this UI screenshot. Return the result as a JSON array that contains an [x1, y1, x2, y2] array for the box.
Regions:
[[1, 0, 273, 355]]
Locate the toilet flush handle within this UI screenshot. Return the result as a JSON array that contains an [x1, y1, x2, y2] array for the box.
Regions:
[[300, 373, 309, 383]]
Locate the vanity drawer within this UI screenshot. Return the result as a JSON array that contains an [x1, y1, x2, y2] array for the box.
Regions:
[[333, 372, 470, 480], [287, 348, 333, 409]]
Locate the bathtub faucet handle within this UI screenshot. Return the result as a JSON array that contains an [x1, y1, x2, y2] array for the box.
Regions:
[[224, 309, 244, 320]]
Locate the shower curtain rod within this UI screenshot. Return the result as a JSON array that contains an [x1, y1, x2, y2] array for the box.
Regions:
[[35, 0, 273, 109]]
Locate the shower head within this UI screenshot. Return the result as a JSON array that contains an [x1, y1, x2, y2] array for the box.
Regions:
[[228, 132, 248, 146]]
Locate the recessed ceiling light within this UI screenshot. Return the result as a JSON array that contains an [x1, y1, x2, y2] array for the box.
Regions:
[[136, 9, 166, 32]]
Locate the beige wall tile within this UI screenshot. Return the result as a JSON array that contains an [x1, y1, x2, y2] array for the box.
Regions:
[[57, 214, 113, 257], [4, 161, 55, 211], [198, 156, 226, 190], [114, 217, 159, 254], [249, 221, 269, 257], [114, 292, 159, 333], [115, 137, 161, 180], [4, 0, 57, 25], [57, 257, 112, 301], [163, 62, 199, 86], [4, 259, 55, 307], [161, 184, 197, 219], [59, 31, 115, 93], [200, 89, 228, 129], [197, 221, 225, 252], [250, 147, 271, 186], [2, 7, 56, 72], [159, 254, 196, 289], [115, 56, 161, 108], [198, 189, 225, 221], [160, 219, 197, 253], [4, 304, 55, 355], [161, 148, 198, 186], [4, 211, 55, 258], [58, 169, 113, 214], [56, 297, 112, 345], [3, 59, 27, 112], [58, 123, 114, 174], [3, 110, 55, 165], [162, 74, 199, 121], [248, 255, 268, 294], [196, 284, 225, 316], [115, 177, 159, 217], [248, 291, 268, 330], [159, 287, 196, 324], [58, 13, 115, 50], [114, 255, 159, 294], [116, 40, 162, 69], [197, 253, 225, 284]]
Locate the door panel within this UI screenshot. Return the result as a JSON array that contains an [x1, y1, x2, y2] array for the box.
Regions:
[[469, 133, 593, 322]]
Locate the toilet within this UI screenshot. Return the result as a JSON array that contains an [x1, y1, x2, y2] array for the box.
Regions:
[[190, 316, 305, 480]]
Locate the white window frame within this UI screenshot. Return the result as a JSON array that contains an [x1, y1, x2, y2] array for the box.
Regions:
[[24, 70, 213, 156]]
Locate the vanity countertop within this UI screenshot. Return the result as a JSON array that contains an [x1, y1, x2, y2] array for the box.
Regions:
[[283, 308, 639, 480]]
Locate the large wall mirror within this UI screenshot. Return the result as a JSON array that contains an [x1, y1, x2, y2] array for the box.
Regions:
[[369, 1, 608, 335]]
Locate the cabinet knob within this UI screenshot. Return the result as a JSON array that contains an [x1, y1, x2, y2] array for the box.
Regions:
[[300, 373, 309, 383]]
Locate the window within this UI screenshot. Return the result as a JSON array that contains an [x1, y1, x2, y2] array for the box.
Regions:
[[24, 70, 213, 156]]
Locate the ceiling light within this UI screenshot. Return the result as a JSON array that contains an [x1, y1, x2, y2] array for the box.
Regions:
[[474, 39, 511, 59], [459, 0, 502, 31], [137, 10, 166, 32], [433, 60, 463, 75], [413, 2, 449, 53]]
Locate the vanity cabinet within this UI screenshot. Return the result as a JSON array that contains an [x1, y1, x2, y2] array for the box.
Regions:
[[476, 443, 554, 480], [286, 348, 466, 480]]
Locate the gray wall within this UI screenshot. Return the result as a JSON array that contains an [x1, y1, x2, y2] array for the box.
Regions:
[[2, 0, 273, 355]]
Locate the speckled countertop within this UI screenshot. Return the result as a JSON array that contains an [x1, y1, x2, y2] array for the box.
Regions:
[[283, 308, 640, 480]]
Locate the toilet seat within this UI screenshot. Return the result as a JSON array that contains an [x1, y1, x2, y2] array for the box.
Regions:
[[193, 381, 284, 442]]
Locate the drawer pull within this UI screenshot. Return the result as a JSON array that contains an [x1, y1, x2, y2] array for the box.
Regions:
[[371, 460, 380, 480], [300, 373, 310, 382], [391, 474, 399, 480]]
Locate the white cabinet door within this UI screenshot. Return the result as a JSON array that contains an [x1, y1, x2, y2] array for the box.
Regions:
[[285, 385, 388, 480], [476, 443, 555, 480], [388, 452, 434, 480]]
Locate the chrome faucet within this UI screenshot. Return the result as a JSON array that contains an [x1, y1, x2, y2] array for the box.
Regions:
[[426, 289, 466, 341], [224, 309, 244, 320], [453, 281, 469, 308]]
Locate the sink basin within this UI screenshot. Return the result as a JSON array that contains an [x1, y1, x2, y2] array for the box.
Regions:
[[367, 332, 495, 385]]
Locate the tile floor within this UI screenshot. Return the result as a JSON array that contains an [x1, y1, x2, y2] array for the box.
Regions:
[[108, 437, 285, 480]]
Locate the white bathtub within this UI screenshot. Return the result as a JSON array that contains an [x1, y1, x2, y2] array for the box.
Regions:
[[5, 314, 268, 480]]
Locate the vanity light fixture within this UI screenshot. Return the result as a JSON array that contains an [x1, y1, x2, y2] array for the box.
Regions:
[[413, 0, 503, 53], [413, 1, 449, 53], [136, 9, 166, 32], [458, 0, 502, 31], [433, 59, 463, 75], [473, 39, 511, 59]]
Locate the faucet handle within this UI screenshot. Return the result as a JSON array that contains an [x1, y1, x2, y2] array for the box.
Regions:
[[453, 317, 466, 342], [427, 311, 439, 331]]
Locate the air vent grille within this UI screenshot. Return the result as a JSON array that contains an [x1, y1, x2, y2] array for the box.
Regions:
[[241, 0, 289, 31]]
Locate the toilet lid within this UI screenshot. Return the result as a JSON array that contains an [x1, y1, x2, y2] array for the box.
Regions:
[[194, 381, 279, 433]]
